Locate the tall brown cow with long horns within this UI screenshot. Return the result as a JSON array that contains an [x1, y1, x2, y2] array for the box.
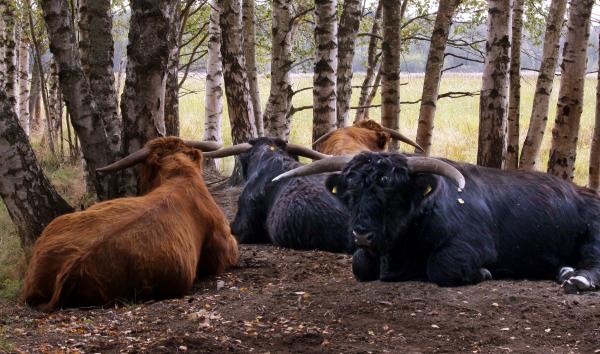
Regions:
[[313, 120, 424, 155], [21, 137, 239, 310]]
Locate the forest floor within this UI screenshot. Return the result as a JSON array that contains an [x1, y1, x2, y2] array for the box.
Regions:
[[1, 178, 600, 353], [1, 245, 600, 353]]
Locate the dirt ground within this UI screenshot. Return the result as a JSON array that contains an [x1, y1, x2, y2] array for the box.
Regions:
[[1, 179, 600, 353]]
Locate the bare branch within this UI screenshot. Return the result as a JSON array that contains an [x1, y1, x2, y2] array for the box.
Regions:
[[289, 105, 313, 115], [444, 52, 485, 64], [292, 86, 313, 96], [357, 32, 383, 41], [441, 63, 464, 74]]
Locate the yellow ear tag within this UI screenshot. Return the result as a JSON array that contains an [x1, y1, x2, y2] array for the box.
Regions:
[[423, 185, 432, 196], [270, 146, 276, 151], [331, 186, 337, 194]]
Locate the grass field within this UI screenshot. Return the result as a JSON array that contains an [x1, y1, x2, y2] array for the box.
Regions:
[[179, 73, 599, 183], [0, 73, 598, 301]]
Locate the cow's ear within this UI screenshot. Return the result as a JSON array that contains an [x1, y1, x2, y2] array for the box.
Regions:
[[187, 149, 203, 163], [273, 139, 288, 150], [376, 131, 390, 149], [412, 174, 438, 202], [325, 173, 342, 195]]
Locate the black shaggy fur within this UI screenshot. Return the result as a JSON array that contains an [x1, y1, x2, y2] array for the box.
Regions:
[[327, 152, 600, 290], [230, 138, 354, 253]]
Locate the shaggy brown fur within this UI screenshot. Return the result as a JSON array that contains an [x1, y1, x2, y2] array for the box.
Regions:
[[315, 120, 392, 155], [21, 138, 239, 311]]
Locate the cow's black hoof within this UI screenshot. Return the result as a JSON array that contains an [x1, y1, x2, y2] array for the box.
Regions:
[[352, 249, 379, 282], [563, 275, 594, 294], [479, 268, 492, 281], [558, 266, 575, 283]]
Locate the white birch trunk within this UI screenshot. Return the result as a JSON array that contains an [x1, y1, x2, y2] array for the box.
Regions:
[[312, 0, 338, 142], [242, 0, 262, 136], [415, 0, 461, 156], [477, 0, 511, 169], [2, 0, 18, 115], [547, 0, 595, 180], [0, 90, 73, 250], [519, 0, 567, 170], [355, 1, 382, 123], [336, 0, 361, 127], [18, 37, 30, 136], [263, 0, 293, 140], [505, 0, 524, 169], [381, 0, 402, 151], [204, 0, 223, 169], [588, 31, 600, 191], [120, 0, 178, 195]]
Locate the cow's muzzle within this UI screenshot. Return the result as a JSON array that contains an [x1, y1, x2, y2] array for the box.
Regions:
[[353, 231, 374, 248]]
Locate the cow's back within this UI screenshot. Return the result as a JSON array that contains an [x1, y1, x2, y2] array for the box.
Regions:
[[430, 162, 595, 279], [22, 191, 201, 309], [267, 175, 354, 253]]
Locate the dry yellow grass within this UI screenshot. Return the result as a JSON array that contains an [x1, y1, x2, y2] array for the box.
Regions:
[[179, 73, 598, 185]]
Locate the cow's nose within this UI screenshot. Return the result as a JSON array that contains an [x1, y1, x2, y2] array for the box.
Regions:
[[353, 230, 374, 247]]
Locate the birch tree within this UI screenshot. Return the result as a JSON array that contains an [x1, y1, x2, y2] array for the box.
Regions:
[[164, 0, 180, 137], [78, 0, 121, 152], [204, 0, 223, 169], [263, 0, 293, 139], [505, 0, 523, 169], [355, 1, 382, 123], [336, 0, 361, 128], [589, 32, 600, 191], [0, 2, 5, 89], [220, 0, 257, 142], [415, 0, 461, 156], [1, 0, 18, 114], [477, 0, 511, 169], [519, 0, 567, 170], [48, 61, 61, 142], [41, 0, 117, 200], [547, 0, 595, 180], [243, 0, 262, 136], [0, 90, 73, 250], [380, 0, 402, 151], [120, 0, 178, 195], [18, 34, 30, 135], [312, 0, 338, 142], [29, 60, 41, 131], [220, 0, 257, 182]]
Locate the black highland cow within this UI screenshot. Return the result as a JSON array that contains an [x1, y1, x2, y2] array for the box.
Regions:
[[274, 152, 600, 293], [205, 138, 354, 254]]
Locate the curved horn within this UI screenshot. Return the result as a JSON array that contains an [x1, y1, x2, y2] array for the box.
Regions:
[[380, 127, 424, 152], [96, 148, 150, 173], [407, 157, 465, 189], [272, 155, 353, 182], [312, 129, 338, 147], [286, 144, 331, 160], [183, 140, 223, 152], [202, 143, 253, 159]]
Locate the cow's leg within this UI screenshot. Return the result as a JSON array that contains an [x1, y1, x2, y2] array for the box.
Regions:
[[426, 243, 488, 287], [379, 253, 428, 282], [352, 249, 380, 281], [562, 235, 600, 293]]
